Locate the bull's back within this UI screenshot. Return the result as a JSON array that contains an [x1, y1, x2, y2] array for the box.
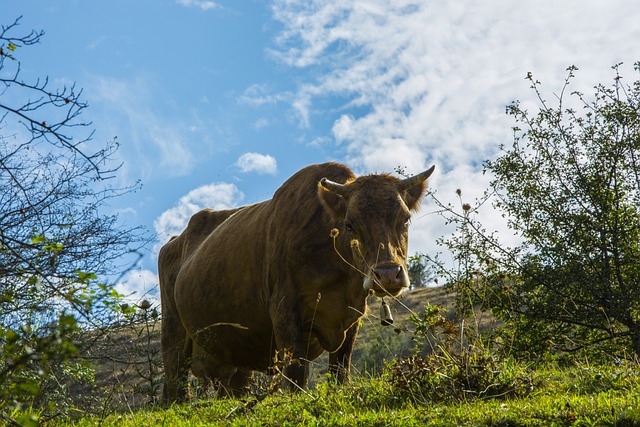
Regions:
[[159, 208, 244, 310], [180, 208, 244, 260], [176, 202, 270, 299]]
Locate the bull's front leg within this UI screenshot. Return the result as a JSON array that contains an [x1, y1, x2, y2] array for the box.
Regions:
[[282, 356, 309, 391], [269, 295, 309, 391], [329, 321, 359, 383]]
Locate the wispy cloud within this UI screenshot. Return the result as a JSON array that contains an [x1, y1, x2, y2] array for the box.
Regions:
[[254, 118, 269, 129], [90, 75, 197, 181], [239, 84, 290, 107], [272, 0, 640, 172], [270, 0, 640, 257], [235, 152, 278, 175], [87, 35, 106, 50], [176, 0, 222, 11]]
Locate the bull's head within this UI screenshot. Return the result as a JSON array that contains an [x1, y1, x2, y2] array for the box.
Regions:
[[318, 166, 435, 297]]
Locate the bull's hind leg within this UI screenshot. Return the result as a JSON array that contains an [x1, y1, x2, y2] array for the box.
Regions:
[[161, 314, 193, 403]]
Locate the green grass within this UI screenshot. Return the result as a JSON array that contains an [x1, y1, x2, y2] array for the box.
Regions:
[[8, 288, 639, 426], [44, 362, 640, 427]]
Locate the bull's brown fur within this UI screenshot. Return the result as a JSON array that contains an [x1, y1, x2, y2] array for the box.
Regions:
[[159, 162, 434, 402]]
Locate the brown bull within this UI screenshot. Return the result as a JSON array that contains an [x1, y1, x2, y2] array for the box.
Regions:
[[159, 162, 434, 402]]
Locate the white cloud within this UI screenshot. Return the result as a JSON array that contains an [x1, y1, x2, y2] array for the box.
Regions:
[[176, 0, 221, 11], [254, 118, 269, 129], [270, 0, 640, 256], [239, 84, 290, 107], [115, 268, 160, 306], [154, 182, 244, 244], [272, 0, 640, 171], [235, 152, 278, 175], [360, 138, 425, 174]]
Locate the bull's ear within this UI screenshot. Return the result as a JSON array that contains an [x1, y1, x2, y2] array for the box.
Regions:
[[403, 182, 427, 211], [401, 165, 435, 211], [318, 180, 347, 220]]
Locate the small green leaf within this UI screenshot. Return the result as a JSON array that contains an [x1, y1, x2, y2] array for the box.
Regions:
[[44, 242, 64, 251], [75, 270, 97, 282], [31, 235, 47, 244]]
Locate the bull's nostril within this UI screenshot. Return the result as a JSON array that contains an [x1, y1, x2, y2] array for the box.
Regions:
[[373, 266, 403, 284]]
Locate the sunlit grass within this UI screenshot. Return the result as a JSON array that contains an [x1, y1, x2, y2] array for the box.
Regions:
[[46, 362, 640, 427]]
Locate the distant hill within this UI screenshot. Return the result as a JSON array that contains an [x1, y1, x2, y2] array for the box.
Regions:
[[77, 286, 494, 407]]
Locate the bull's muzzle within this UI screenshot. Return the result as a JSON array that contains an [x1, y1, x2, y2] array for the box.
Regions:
[[363, 264, 409, 297]]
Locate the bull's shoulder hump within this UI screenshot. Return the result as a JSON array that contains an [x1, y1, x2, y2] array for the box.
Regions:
[[304, 162, 355, 182], [158, 233, 183, 268], [273, 163, 355, 200], [188, 207, 242, 227], [181, 206, 243, 236]]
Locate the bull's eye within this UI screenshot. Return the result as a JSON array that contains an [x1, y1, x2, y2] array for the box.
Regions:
[[403, 218, 411, 228], [345, 223, 355, 233]]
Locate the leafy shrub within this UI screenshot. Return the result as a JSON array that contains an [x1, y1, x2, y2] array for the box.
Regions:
[[389, 304, 533, 403]]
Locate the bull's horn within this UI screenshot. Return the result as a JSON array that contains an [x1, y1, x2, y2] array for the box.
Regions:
[[320, 177, 348, 197], [400, 165, 435, 190]]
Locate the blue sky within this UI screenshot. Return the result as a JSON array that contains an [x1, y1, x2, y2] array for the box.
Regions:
[[4, 0, 640, 303]]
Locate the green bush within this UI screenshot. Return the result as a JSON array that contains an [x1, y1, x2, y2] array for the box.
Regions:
[[388, 304, 533, 403]]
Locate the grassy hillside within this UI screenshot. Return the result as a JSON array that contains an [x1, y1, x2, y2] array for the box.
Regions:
[[15, 287, 640, 425], [76, 286, 463, 408], [50, 362, 640, 426]]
